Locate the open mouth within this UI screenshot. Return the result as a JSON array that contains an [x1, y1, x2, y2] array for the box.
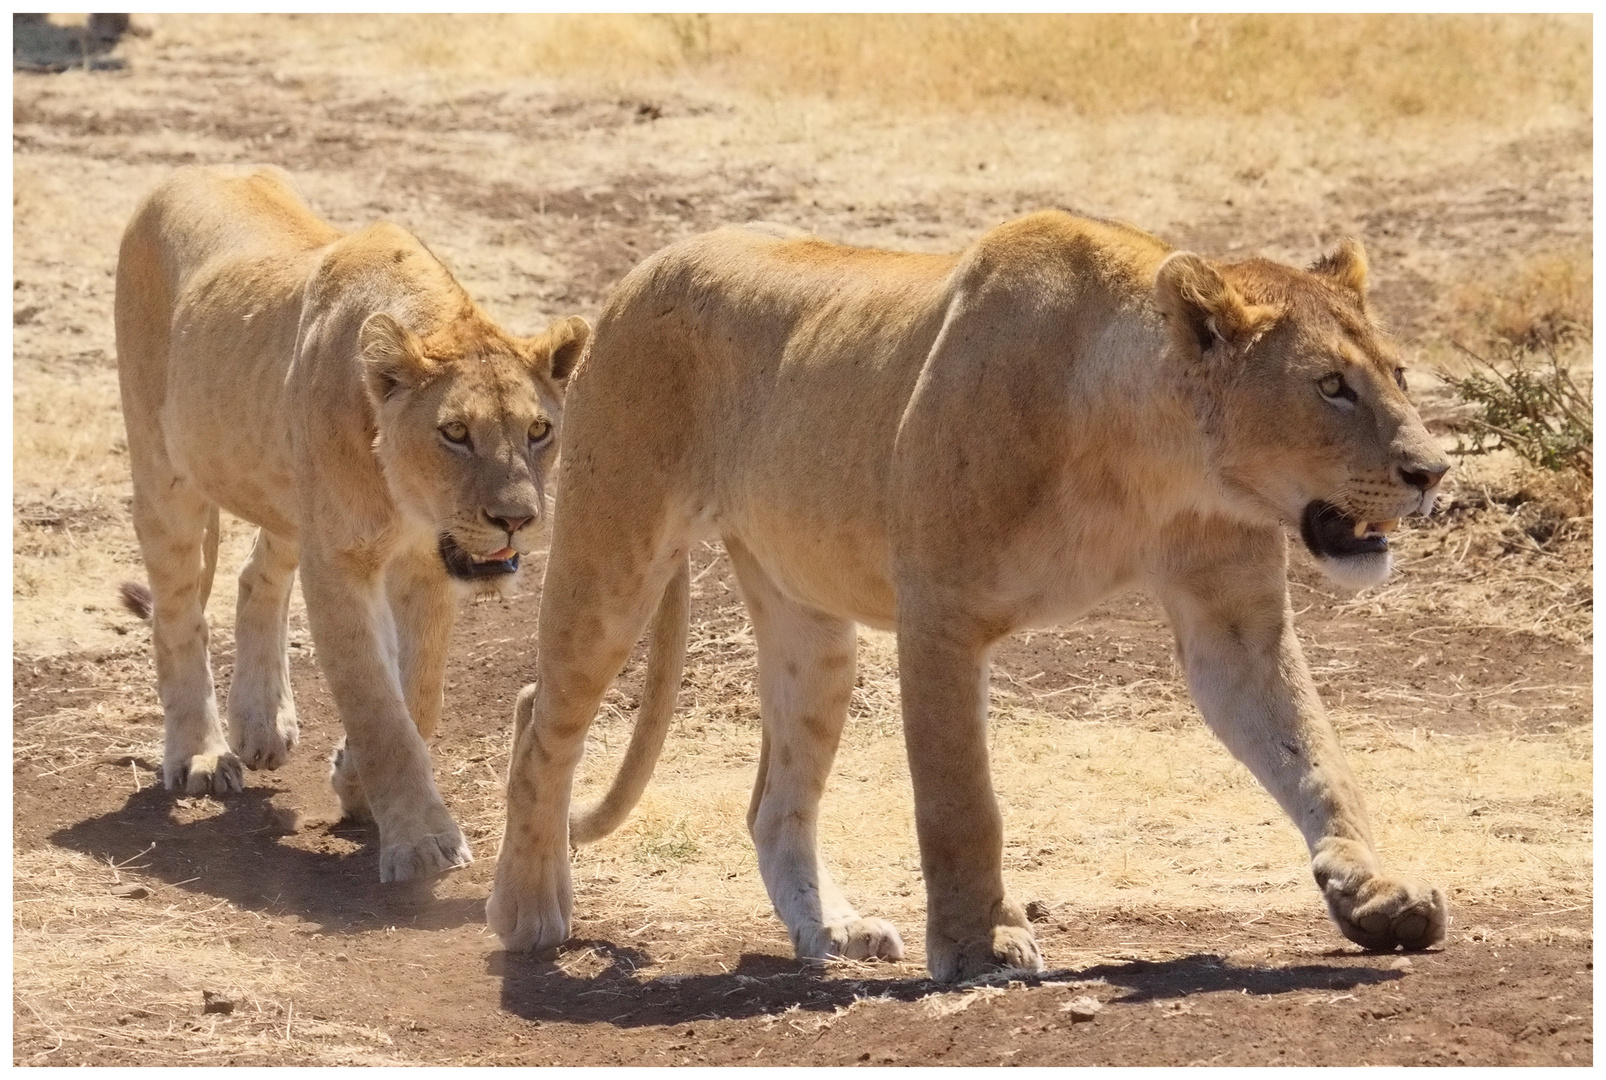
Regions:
[[438, 536, 520, 580], [1299, 501, 1399, 560]]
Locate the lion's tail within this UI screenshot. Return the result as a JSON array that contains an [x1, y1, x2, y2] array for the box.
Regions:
[[117, 507, 220, 622], [567, 556, 692, 846]]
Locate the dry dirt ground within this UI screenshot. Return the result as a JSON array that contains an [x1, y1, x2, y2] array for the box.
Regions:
[[12, 15, 1593, 1066]]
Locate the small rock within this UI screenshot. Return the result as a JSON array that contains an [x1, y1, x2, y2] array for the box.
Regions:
[[110, 883, 151, 900], [1390, 957, 1414, 972], [335, 952, 350, 962], [201, 990, 235, 1015], [1061, 995, 1103, 1022], [1024, 900, 1053, 923]]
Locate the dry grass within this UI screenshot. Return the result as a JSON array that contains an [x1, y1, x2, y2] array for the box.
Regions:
[[328, 14, 1591, 124], [13, 846, 407, 1065]]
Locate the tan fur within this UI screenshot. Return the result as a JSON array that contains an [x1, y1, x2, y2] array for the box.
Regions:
[[115, 165, 587, 882], [489, 212, 1451, 980]]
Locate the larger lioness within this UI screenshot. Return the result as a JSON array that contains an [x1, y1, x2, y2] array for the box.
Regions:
[[488, 212, 1451, 981], [116, 165, 587, 881]]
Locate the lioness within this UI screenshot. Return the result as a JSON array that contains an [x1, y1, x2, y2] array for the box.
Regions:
[[488, 212, 1451, 980], [116, 165, 587, 881]]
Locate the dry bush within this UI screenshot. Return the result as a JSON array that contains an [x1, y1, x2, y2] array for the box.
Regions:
[[357, 15, 1588, 124]]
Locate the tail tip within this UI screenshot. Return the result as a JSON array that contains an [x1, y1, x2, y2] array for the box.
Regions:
[[119, 580, 153, 620]]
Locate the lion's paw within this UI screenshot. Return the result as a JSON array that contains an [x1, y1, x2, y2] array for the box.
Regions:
[[927, 923, 1044, 983], [487, 849, 575, 953], [165, 750, 244, 796], [327, 740, 372, 822], [1324, 874, 1448, 952], [378, 826, 472, 883], [797, 918, 906, 964], [231, 713, 299, 771]]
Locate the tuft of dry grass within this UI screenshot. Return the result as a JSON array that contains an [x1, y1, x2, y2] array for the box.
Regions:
[[1451, 250, 1593, 352]]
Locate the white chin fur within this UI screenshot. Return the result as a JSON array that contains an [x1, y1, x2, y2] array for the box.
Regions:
[[451, 564, 523, 600], [1315, 550, 1394, 591]]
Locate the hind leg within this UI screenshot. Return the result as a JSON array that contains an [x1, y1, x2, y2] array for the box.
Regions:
[[131, 480, 239, 795], [729, 540, 905, 965], [489, 522, 685, 952], [227, 527, 300, 770]]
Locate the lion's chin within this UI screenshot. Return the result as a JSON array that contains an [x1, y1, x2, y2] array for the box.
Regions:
[[1299, 500, 1395, 591]]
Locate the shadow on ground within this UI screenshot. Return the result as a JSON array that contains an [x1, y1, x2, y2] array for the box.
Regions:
[[489, 944, 1406, 1027], [48, 783, 483, 933]]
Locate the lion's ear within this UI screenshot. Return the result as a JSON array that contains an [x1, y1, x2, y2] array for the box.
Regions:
[[1155, 252, 1278, 357], [530, 315, 590, 383], [360, 313, 434, 403], [1309, 237, 1369, 303]]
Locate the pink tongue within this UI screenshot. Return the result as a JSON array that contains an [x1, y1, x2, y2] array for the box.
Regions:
[[487, 547, 516, 561]]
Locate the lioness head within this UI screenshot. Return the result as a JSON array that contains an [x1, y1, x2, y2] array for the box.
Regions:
[[1157, 239, 1449, 590], [360, 310, 589, 586]]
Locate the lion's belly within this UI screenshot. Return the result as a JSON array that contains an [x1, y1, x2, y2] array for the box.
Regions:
[[162, 286, 303, 539], [723, 511, 900, 628]]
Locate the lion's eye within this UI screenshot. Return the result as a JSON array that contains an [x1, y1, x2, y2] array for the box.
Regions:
[[1393, 367, 1408, 392], [528, 418, 552, 446], [440, 421, 470, 445], [1317, 373, 1356, 403]]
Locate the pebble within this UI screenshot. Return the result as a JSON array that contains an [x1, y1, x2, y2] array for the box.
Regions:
[[1391, 957, 1414, 972], [1062, 996, 1103, 1022], [201, 990, 235, 1015], [110, 883, 150, 899]]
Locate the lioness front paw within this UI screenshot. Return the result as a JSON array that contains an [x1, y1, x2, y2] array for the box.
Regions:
[[164, 750, 244, 796], [1323, 874, 1447, 952], [927, 923, 1044, 983], [487, 842, 575, 953], [796, 918, 907, 964], [378, 827, 473, 883], [231, 713, 299, 771], [1313, 842, 1448, 952]]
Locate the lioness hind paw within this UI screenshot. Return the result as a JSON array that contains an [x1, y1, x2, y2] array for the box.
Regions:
[[927, 925, 1044, 983], [165, 751, 244, 796], [799, 918, 907, 964], [486, 884, 572, 954], [327, 741, 373, 822]]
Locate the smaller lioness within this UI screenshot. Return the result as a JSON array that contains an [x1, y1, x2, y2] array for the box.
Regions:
[[116, 165, 587, 881]]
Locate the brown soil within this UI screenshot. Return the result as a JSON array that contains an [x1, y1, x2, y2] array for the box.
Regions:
[[12, 15, 1592, 1067]]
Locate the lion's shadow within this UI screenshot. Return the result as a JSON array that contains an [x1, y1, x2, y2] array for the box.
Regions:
[[490, 943, 1407, 1028], [48, 783, 483, 934]]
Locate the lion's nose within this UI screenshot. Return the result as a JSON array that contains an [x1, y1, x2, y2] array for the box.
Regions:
[[485, 512, 533, 536], [1398, 461, 1449, 492]]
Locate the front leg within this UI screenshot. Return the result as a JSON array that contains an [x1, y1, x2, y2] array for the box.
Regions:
[[386, 534, 456, 741], [898, 612, 1042, 982], [300, 541, 471, 882], [1153, 521, 1446, 951]]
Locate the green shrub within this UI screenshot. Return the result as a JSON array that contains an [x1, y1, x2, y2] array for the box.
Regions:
[[1444, 341, 1592, 479]]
